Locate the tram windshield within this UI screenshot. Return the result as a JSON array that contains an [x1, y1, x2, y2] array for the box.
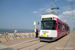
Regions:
[[41, 20, 56, 30]]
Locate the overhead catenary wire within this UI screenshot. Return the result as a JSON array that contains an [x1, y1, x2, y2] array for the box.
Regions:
[[46, 0, 66, 19], [45, 0, 55, 13], [52, 0, 63, 15], [52, 0, 59, 14], [53, 0, 58, 7], [45, 0, 53, 8], [52, 0, 68, 23]]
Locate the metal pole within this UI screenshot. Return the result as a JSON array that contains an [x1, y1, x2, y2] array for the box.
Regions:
[[34, 21, 37, 38]]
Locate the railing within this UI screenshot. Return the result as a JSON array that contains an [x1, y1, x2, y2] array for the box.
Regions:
[[0, 32, 36, 43]]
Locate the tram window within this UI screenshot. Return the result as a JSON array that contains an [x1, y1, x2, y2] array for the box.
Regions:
[[52, 21, 56, 30], [61, 25, 63, 30], [58, 23, 60, 29], [58, 24, 60, 29], [41, 21, 53, 30], [62, 25, 65, 30], [67, 27, 69, 31], [67, 27, 68, 31], [68, 27, 69, 31], [65, 25, 66, 30], [41, 20, 56, 30], [58, 22, 62, 29]]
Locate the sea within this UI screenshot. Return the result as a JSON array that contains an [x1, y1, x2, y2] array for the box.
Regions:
[[0, 29, 34, 34]]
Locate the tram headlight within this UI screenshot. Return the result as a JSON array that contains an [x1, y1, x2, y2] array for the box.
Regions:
[[47, 35, 48, 37], [41, 35, 43, 36]]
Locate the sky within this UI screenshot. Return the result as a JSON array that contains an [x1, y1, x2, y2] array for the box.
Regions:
[[0, 0, 75, 30]]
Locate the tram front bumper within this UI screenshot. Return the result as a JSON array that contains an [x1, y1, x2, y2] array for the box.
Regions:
[[39, 37, 58, 41]]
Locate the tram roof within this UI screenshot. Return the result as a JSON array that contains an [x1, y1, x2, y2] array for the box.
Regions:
[[42, 13, 58, 16]]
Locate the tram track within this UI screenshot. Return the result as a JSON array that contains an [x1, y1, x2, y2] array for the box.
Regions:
[[36, 33, 71, 50], [17, 35, 66, 50], [63, 33, 73, 50], [17, 42, 40, 50], [34, 43, 48, 50], [49, 33, 71, 50], [10, 33, 72, 50], [17, 40, 48, 50], [21, 42, 48, 50], [17, 34, 71, 50], [34, 38, 63, 50], [10, 39, 40, 50], [48, 34, 71, 50]]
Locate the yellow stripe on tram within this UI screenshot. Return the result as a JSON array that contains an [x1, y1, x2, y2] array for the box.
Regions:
[[43, 32, 47, 37]]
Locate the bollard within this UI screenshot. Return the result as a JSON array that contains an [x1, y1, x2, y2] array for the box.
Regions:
[[0, 41, 1, 43], [14, 35, 17, 40], [23, 35, 26, 38], [32, 33, 34, 37], [26, 33, 29, 38], [34, 29, 36, 38], [31, 33, 33, 37], [19, 34, 22, 39], [22, 33, 25, 38], [29, 33, 30, 37], [7, 36, 10, 41], [23, 33, 26, 38], [25, 34, 27, 38], [12, 36, 16, 40], [23, 33, 27, 38], [5, 36, 8, 41], [5, 35, 10, 41]]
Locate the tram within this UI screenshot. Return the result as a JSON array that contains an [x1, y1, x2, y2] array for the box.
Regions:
[[39, 13, 70, 42]]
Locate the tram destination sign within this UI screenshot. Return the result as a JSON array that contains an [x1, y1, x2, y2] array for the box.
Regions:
[[42, 18, 52, 21]]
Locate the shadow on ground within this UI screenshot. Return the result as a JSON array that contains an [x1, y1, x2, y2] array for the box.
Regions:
[[40, 33, 70, 43], [1, 48, 14, 50]]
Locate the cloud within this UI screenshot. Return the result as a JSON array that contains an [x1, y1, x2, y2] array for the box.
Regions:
[[62, 10, 75, 16], [69, 21, 75, 22], [46, 8, 53, 12], [58, 10, 75, 23], [62, 6, 71, 11], [46, 8, 59, 13], [39, 8, 46, 11], [59, 15, 65, 18], [70, 17, 75, 19], [63, 11, 71, 15], [33, 8, 46, 14], [60, 5, 75, 13], [46, 8, 51, 12], [62, 20, 67, 22], [33, 11, 38, 13]]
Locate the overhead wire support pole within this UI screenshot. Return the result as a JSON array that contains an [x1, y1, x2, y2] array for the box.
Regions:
[[70, 0, 74, 31]]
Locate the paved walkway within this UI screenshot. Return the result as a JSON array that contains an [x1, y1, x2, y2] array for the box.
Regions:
[[0, 37, 39, 49], [0, 32, 75, 50], [65, 33, 75, 50]]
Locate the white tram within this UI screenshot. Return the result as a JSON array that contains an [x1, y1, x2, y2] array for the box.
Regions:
[[39, 13, 70, 42]]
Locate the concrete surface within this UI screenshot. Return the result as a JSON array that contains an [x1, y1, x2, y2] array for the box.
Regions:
[[0, 32, 75, 50]]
